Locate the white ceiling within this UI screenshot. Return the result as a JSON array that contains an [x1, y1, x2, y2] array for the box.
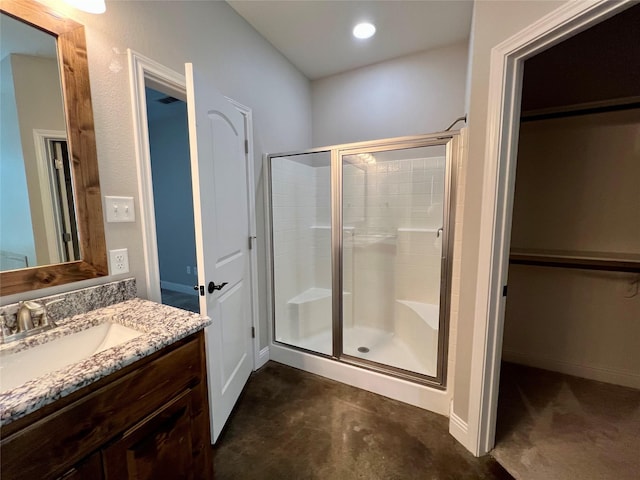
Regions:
[[227, 0, 473, 80]]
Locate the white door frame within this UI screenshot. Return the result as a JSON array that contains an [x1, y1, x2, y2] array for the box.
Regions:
[[127, 49, 263, 369], [33, 129, 67, 264], [467, 0, 634, 457], [223, 96, 267, 369]]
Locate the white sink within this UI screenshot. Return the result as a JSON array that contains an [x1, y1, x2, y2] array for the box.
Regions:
[[0, 322, 143, 392]]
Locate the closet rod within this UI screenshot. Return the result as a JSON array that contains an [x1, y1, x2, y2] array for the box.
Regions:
[[520, 101, 640, 123], [509, 250, 640, 273]]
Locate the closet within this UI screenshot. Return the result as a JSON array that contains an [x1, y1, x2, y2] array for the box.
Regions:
[[492, 5, 640, 479], [503, 3, 640, 388]]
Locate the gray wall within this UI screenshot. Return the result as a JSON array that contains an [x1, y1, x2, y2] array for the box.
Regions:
[[311, 42, 468, 147]]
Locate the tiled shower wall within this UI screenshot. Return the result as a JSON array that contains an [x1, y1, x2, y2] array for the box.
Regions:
[[272, 155, 447, 338], [343, 156, 447, 331], [353, 156, 445, 233], [271, 157, 317, 337]]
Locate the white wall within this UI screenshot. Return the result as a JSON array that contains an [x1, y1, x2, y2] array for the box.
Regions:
[[0, 55, 35, 268], [311, 42, 468, 147], [453, 0, 567, 425], [2, 1, 313, 353]]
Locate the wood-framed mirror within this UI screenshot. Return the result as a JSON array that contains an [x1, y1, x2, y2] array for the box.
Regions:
[[0, 0, 107, 296]]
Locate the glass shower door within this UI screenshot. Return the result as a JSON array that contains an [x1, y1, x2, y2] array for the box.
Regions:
[[340, 144, 450, 379], [270, 151, 333, 355]]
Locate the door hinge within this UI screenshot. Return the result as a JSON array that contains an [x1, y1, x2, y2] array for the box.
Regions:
[[251, 326, 255, 338], [248, 235, 256, 250], [502, 285, 508, 297], [244, 139, 249, 154], [54, 158, 63, 170], [62, 232, 72, 242], [199, 285, 205, 296]]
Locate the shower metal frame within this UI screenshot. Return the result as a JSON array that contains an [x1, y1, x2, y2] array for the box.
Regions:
[[265, 131, 460, 388]]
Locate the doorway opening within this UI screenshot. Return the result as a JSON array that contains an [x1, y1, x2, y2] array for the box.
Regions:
[[35, 133, 80, 265], [144, 86, 199, 313], [482, 4, 640, 477], [128, 51, 263, 443], [478, 2, 640, 478]]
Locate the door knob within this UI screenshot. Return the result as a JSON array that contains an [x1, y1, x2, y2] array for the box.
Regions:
[[208, 281, 229, 293]]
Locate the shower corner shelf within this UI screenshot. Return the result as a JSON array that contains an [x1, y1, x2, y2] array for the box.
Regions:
[[509, 248, 640, 273]]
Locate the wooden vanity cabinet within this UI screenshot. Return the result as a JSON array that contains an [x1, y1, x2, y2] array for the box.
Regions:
[[1, 331, 213, 480], [57, 452, 103, 480], [102, 389, 197, 479]]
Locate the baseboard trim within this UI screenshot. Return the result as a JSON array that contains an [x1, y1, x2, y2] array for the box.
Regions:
[[160, 281, 198, 296], [449, 406, 474, 453], [502, 349, 640, 389], [256, 346, 269, 369]]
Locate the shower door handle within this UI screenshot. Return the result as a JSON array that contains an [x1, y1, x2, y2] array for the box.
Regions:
[[208, 281, 229, 293]]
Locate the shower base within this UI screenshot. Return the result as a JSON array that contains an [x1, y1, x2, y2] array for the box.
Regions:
[[280, 325, 435, 377]]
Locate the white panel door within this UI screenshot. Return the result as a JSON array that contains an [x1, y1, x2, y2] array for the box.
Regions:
[[185, 63, 253, 443]]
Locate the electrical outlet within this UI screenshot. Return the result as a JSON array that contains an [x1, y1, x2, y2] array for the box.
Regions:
[[109, 248, 129, 274]]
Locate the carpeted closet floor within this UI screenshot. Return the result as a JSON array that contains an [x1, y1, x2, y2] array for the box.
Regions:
[[491, 362, 640, 480]]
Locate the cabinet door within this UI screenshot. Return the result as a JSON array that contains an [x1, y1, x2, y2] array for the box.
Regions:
[[57, 451, 103, 480], [103, 389, 196, 480]]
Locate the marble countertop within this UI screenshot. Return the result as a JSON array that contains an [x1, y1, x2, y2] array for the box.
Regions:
[[0, 298, 210, 426]]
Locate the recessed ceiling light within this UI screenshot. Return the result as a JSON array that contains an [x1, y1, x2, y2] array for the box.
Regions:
[[353, 22, 376, 40]]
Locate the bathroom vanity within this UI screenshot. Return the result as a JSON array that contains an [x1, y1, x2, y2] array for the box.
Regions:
[[0, 295, 213, 480]]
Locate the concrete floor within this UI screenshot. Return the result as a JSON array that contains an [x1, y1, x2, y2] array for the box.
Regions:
[[214, 362, 513, 479]]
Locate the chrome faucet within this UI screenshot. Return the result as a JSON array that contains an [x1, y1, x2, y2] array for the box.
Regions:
[[1, 298, 61, 344], [17, 301, 45, 333]]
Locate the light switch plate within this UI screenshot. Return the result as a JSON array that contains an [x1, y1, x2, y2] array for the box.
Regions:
[[109, 248, 129, 274], [105, 196, 135, 223]]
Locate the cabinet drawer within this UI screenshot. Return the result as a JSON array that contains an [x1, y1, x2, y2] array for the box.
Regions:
[[1, 335, 203, 480], [103, 389, 195, 480]]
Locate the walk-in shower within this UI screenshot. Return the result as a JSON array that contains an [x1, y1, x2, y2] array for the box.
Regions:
[[266, 132, 459, 387]]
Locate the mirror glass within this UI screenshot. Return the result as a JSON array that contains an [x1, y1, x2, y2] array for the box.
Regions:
[[0, 12, 80, 272]]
